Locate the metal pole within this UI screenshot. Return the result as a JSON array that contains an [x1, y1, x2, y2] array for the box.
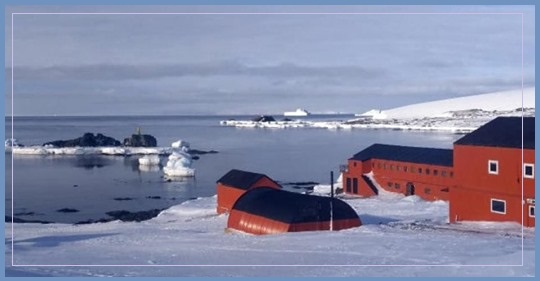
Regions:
[[330, 171, 334, 231]]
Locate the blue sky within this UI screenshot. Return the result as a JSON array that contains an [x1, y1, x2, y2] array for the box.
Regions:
[[5, 5, 535, 116]]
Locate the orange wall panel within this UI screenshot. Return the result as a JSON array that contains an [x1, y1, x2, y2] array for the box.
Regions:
[[454, 145, 534, 198], [216, 184, 246, 214], [449, 187, 534, 227]]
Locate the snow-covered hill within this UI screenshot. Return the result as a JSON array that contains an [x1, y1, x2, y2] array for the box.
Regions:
[[359, 87, 535, 119]]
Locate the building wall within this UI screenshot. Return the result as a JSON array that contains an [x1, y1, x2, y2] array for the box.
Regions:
[[216, 184, 246, 214], [451, 145, 535, 227], [227, 210, 362, 235], [344, 158, 453, 201], [216, 177, 281, 214], [227, 210, 290, 235], [343, 159, 375, 197]]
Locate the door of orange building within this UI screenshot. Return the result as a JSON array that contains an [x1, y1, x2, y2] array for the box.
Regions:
[[406, 182, 415, 196]]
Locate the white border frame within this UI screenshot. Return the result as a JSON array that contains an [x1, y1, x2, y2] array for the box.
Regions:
[[490, 198, 506, 215], [488, 160, 499, 175], [8, 9, 528, 270], [523, 163, 534, 179]]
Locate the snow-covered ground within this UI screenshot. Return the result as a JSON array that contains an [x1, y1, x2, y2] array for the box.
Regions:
[[5, 192, 534, 277], [221, 88, 535, 133]]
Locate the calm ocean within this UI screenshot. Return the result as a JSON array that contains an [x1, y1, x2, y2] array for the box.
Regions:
[[5, 115, 462, 223]]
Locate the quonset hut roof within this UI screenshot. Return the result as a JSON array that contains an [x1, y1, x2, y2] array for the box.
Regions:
[[454, 117, 535, 149], [350, 144, 453, 167], [231, 187, 359, 224], [216, 169, 280, 190]]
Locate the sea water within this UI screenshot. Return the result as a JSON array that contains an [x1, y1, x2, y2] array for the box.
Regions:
[[5, 115, 462, 223]]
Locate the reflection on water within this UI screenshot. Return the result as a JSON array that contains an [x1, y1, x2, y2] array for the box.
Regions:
[[73, 156, 113, 170], [138, 164, 161, 173]]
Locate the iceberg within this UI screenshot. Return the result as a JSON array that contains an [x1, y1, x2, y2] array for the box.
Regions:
[[284, 108, 310, 117], [163, 142, 195, 178]]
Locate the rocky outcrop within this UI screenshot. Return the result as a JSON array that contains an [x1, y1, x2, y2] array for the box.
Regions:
[[123, 134, 157, 147], [44, 133, 121, 147]]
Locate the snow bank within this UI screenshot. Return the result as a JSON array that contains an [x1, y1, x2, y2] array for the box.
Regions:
[[6, 192, 534, 277], [9, 145, 174, 156]]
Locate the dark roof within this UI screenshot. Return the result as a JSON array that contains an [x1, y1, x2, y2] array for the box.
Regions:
[[350, 144, 453, 167], [232, 187, 359, 224], [454, 117, 535, 149], [216, 169, 279, 190]]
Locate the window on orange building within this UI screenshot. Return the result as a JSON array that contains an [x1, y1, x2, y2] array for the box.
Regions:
[[424, 188, 431, 195], [426, 169, 430, 175], [397, 165, 401, 171], [378, 163, 382, 169], [394, 183, 400, 190], [524, 163, 534, 179], [433, 169, 438, 176], [403, 166, 408, 172], [488, 160, 499, 175], [449, 171, 453, 178], [441, 170, 447, 177], [490, 199, 506, 214], [418, 168, 423, 174], [529, 206, 535, 218]]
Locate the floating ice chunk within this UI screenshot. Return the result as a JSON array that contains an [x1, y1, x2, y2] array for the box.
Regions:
[[163, 148, 195, 177], [138, 155, 160, 166], [163, 166, 195, 177], [171, 140, 190, 149]]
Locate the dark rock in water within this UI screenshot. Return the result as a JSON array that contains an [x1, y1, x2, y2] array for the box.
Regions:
[[113, 197, 133, 201], [74, 218, 114, 225], [14, 211, 36, 216], [6, 216, 51, 224], [44, 133, 122, 147], [57, 208, 79, 213], [105, 209, 163, 222], [146, 196, 161, 200], [188, 149, 219, 155], [123, 134, 157, 147], [252, 115, 276, 122], [284, 181, 319, 186], [192, 156, 200, 160]]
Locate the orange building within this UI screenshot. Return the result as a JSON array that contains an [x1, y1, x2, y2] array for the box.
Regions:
[[343, 144, 454, 201], [343, 116, 535, 227], [227, 187, 361, 235], [451, 117, 535, 227], [216, 169, 281, 214]]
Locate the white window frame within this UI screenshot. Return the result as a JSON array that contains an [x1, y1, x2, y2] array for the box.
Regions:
[[524, 163, 534, 179], [488, 160, 499, 175], [490, 198, 506, 215], [529, 206, 535, 218]]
